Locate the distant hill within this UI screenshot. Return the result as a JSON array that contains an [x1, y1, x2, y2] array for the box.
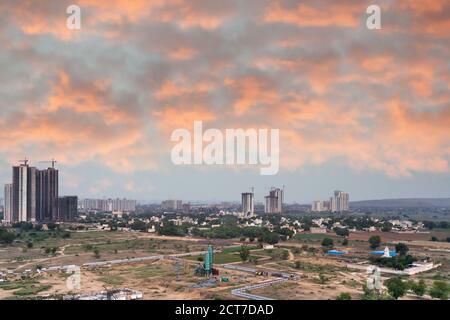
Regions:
[[350, 198, 450, 209]]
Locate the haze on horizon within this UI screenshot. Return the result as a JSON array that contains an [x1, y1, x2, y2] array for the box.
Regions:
[[0, 1, 449, 203]]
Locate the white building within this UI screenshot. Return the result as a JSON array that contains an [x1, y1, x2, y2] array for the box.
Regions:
[[311, 200, 331, 212], [330, 190, 349, 213], [14, 164, 28, 222], [161, 199, 183, 211], [241, 192, 255, 217], [80, 198, 137, 212], [3, 184, 12, 223]]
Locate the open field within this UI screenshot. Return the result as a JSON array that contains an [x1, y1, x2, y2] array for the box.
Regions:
[[1, 229, 449, 300], [348, 231, 450, 243]]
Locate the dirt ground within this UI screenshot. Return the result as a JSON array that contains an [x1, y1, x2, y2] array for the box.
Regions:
[[1, 230, 448, 300]]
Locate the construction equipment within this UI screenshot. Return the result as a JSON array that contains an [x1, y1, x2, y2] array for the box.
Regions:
[[18, 157, 29, 166], [194, 245, 215, 277], [39, 159, 58, 168]]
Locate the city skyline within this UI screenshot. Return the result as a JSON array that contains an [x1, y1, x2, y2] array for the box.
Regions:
[[2, 159, 78, 222], [2, 158, 450, 204], [0, 1, 449, 203]]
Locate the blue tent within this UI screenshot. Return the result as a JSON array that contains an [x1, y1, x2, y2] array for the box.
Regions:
[[370, 250, 397, 257], [327, 250, 347, 255]]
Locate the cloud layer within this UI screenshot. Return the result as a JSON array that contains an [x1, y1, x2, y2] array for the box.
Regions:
[[0, 0, 449, 197]]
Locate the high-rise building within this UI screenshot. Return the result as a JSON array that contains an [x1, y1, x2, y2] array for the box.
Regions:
[[3, 184, 13, 223], [27, 167, 38, 221], [80, 198, 137, 212], [311, 200, 331, 212], [330, 190, 349, 213], [264, 187, 283, 214], [7, 160, 78, 222], [57, 196, 78, 221], [37, 167, 59, 221], [161, 200, 182, 211], [241, 192, 255, 217], [12, 163, 29, 222], [11, 161, 60, 222], [182, 203, 191, 214]]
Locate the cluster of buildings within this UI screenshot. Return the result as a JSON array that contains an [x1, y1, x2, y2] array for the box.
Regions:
[[160, 200, 191, 213], [2, 159, 78, 223], [80, 198, 137, 213], [240, 187, 284, 217], [311, 190, 350, 213]]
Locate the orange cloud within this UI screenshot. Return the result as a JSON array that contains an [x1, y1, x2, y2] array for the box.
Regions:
[[155, 80, 214, 100], [169, 47, 197, 60], [264, 2, 363, 27], [153, 106, 217, 135]]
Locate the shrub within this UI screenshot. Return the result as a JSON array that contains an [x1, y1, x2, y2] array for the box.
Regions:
[[336, 292, 351, 300]]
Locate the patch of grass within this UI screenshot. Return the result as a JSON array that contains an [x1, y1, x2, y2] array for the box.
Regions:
[[13, 285, 52, 296], [186, 252, 243, 264], [0, 279, 38, 291], [132, 265, 168, 278], [294, 234, 337, 242], [0, 279, 51, 296], [98, 275, 126, 286], [222, 246, 257, 254]]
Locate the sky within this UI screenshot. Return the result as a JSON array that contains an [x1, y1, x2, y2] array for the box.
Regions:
[[0, 0, 449, 203]]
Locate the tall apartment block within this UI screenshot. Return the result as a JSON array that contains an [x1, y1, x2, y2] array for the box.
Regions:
[[57, 196, 78, 221], [330, 190, 349, 212], [161, 200, 183, 211], [241, 192, 255, 217], [264, 187, 283, 214], [80, 198, 137, 212], [8, 160, 62, 222], [37, 167, 59, 221], [3, 183, 13, 222]]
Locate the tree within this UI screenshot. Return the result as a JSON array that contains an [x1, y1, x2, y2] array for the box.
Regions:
[[381, 222, 392, 232], [342, 238, 349, 246], [409, 279, 426, 296], [131, 220, 148, 232], [395, 243, 409, 256], [321, 238, 334, 248], [429, 281, 449, 300], [336, 292, 351, 300], [0, 228, 15, 244], [93, 248, 101, 259], [385, 277, 407, 299], [26, 241, 33, 249], [46, 223, 57, 231], [369, 235, 381, 249], [239, 245, 250, 262], [335, 228, 349, 237], [430, 236, 438, 242], [263, 232, 279, 245]]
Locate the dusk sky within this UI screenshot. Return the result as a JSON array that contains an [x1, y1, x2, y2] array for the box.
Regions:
[[1, 0, 449, 203]]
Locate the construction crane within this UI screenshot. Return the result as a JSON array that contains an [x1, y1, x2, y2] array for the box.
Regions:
[[18, 157, 29, 166], [39, 159, 58, 168]]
